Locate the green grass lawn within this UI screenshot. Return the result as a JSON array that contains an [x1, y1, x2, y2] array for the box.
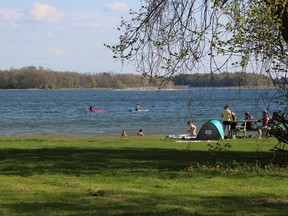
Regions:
[[0, 136, 287, 216]]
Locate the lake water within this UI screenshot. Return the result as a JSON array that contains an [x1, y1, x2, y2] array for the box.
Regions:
[[0, 88, 280, 136]]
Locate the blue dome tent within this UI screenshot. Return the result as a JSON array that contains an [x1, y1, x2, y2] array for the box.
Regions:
[[196, 119, 224, 140]]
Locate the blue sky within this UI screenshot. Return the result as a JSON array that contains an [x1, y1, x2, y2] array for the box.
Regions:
[[0, 1, 141, 73]]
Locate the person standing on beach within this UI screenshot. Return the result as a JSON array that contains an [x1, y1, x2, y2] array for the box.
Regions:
[[230, 112, 237, 138], [222, 104, 232, 138]]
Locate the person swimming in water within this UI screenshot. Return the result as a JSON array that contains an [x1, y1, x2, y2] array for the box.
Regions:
[[135, 104, 141, 111]]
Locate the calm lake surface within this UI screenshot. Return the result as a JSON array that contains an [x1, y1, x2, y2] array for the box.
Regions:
[[0, 88, 280, 136]]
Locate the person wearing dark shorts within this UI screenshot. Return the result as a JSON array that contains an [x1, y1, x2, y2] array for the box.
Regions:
[[222, 104, 232, 138]]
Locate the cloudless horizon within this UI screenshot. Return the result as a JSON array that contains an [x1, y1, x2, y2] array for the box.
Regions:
[[0, 1, 141, 74]]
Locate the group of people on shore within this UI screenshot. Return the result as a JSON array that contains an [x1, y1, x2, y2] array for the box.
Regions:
[[184, 104, 274, 139], [120, 103, 274, 139], [222, 104, 272, 139]]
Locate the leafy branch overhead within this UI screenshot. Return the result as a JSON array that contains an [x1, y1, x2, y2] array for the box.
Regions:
[[106, 0, 288, 78]]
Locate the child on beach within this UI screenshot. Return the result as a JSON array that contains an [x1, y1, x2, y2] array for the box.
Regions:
[[121, 130, 128, 137], [137, 129, 144, 136]]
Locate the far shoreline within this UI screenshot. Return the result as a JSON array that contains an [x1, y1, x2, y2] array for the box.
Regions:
[[0, 85, 276, 91]]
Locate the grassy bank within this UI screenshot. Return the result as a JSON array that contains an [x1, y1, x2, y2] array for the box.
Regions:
[[0, 136, 287, 215]]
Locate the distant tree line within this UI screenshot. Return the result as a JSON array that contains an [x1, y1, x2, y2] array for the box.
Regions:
[[172, 72, 274, 87], [0, 66, 274, 89], [0, 66, 173, 89]]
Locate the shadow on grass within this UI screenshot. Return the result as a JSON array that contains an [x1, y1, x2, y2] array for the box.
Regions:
[[0, 147, 283, 176], [1, 146, 288, 215], [3, 190, 288, 216]]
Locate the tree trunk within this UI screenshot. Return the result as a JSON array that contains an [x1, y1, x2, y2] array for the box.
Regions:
[[281, 10, 288, 43]]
